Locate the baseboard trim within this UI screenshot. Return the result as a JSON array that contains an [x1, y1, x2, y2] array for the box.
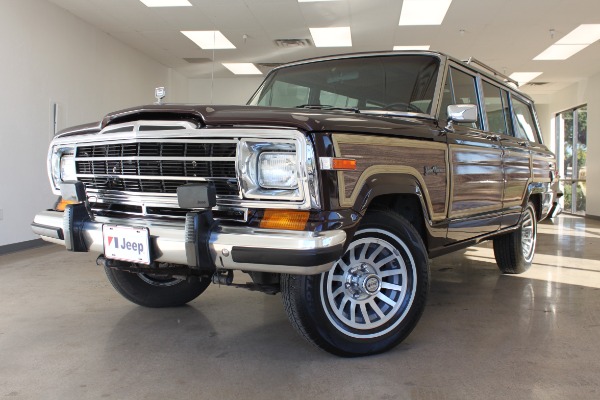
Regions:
[[586, 214, 600, 221], [0, 239, 52, 256]]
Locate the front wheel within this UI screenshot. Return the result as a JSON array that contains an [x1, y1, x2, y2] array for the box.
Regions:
[[105, 265, 211, 308], [493, 202, 537, 274], [281, 210, 429, 357]]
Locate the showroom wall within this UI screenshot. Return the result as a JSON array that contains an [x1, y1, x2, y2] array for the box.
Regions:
[[188, 77, 264, 105], [540, 73, 600, 218], [0, 0, 187, 247]]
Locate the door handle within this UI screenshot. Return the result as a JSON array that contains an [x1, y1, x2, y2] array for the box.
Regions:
[[517, 141, 530, 147], [486, 134, 501, 141]]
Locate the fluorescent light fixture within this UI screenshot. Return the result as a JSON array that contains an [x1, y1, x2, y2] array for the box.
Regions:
[[393, 45, 431, 51], [534, 24, 600, 61], [399, 0, 452, 25], [181, 31, 235, 49], [556, 24, 600, 45], [309, 27, 352, 47], [509, 72, 543, 85], [534, 44, 587, 60], [222, 63, 262, 75], [139, 0, 192, 7]]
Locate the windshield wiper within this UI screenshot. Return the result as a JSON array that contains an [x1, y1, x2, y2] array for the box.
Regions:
[[296, 104, 360, 113]]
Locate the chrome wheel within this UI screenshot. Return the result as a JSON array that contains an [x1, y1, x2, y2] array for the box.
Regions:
[[521, 207, 536, 263], [321, 228, 417, 339]]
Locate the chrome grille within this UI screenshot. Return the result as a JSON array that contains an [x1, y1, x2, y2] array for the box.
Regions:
[[75, 140, 239, 197]]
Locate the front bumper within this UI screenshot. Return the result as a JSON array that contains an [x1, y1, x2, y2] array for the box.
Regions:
[[32, 210, 346, 275]]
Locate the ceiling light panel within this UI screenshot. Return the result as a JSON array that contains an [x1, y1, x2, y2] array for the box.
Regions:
[[399, 0, 452, 26], [222, 63, 262, 75], [534, 44, 587, 60], [509, 72, 543, 85], [140, 0, 192, 7], [556, 24, 600, 45], [393, 45, 431, 51], [181, 31, 236, 49], [309, 27, 352, 47]]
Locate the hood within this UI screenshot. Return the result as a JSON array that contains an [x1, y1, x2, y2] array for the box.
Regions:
[[57, 104, 436, 138]]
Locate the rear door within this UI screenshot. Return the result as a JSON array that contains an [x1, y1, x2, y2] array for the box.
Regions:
[[480, 80, 531, 228]]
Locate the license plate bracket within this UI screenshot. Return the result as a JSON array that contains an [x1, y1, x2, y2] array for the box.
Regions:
[[102, 225, 151, 265]]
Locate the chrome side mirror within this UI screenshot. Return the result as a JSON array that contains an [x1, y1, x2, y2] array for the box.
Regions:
[[445, 104, 478, 131]]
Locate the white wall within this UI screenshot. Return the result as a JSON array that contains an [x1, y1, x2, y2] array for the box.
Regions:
[[0, 0, 187, 246], [535, 73, 600, 218], [188, 77, 264, 105]]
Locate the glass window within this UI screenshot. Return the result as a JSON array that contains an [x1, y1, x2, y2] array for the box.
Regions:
[[249, 55, 440, 114], [256, 81, 310, 108], [512, 97, 539, 143], [448, 68, 480, 129], [482, 81, 510, 135], [320, 90, 359, 108], [438, 71, 453, 124]]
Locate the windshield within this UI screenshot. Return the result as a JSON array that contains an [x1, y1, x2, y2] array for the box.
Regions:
[[248, 54, 440, 115]]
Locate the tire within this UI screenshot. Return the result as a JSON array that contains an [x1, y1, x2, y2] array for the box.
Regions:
[[281, 210, 430, 357], [493, 202, 537, 274], [104, 266, 211, 308]]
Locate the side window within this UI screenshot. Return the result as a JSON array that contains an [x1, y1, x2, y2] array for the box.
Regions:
[[482, 81, 511, 135], [512, 97, 539, 143], [438, 71, 453, 124], [448, 68, 481, 129]]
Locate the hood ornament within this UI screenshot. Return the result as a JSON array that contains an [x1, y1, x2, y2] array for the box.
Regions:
[[155, 87, 166, 105]]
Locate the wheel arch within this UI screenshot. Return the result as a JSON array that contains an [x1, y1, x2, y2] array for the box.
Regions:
[[351, 173, 433, 248]]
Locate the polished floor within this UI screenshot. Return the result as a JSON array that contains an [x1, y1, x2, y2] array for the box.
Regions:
[[1, 215, 599, 400]]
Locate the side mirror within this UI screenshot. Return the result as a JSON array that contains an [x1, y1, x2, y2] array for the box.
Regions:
[[444, 104, 478, 132], [447, 104, 478, 123]]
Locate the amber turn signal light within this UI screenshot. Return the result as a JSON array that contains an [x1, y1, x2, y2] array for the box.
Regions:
[[260, 210, 310, 231], [319, 157, 357, 171], [55, 199, 79, 212]]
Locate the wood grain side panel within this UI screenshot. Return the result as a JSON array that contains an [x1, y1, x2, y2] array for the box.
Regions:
[[334, 135, 448, 219], [503, 149, 531, 205], [532, 155, 553, 182], [449, 145, 503, 217]]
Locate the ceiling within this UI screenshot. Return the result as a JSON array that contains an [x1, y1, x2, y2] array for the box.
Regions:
[[47, 0, 600, 99]]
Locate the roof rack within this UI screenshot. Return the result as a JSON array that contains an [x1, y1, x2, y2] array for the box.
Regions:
[[463, 57, 519, 87]]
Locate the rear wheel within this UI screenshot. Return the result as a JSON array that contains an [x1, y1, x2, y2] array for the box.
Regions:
[[105, 265, 210, 308], [493, 202, 537, 274], [281, 210, 429, 357]]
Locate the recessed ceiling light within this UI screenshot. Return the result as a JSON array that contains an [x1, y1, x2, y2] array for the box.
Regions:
[[393, 45, 431, 51], [533, 44, 587, 60], [222, 63, 262, 75], [556, 24, 600, 45], [533, 24, 600, 61], [139, 0, 192, 7], [181, 31, 236, 49], [509, 72, 543, 85], [399, 0, 452, 26], [309, 27, 352, 47]]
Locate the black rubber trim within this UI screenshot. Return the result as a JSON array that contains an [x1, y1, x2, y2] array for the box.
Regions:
[[231, 244, 344, 267], [31, 223, 64, 240]]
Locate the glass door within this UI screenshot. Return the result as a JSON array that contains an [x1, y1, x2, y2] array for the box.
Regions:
[[555, 106, 587, 215]]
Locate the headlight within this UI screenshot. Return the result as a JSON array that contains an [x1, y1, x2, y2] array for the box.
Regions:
[[49, 145, 76, 190], [258, 152, 298, 189], [238, 139, 304, 201], [60, 153, 77, 182]]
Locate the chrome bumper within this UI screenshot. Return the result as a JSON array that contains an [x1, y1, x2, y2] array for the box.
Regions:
[[31, 210, 346, 275]]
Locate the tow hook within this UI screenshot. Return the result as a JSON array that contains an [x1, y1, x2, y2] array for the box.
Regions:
[[212, 269, 234, 285]]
